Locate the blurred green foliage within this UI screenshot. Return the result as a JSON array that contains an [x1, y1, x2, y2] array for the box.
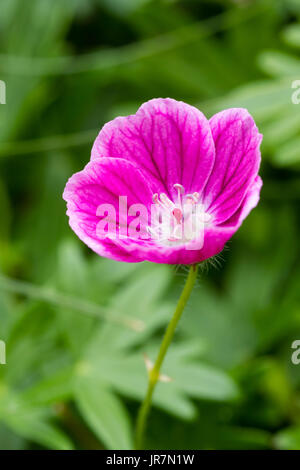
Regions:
[[0, 0, 300, 450]]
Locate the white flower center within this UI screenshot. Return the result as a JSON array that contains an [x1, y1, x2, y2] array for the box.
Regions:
[[147, 183, 212, 246]]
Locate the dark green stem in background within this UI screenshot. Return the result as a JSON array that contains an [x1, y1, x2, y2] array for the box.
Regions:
[[135, 264, 199, 449]]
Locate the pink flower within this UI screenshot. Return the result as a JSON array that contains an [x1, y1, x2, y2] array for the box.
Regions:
[[63, 98, 262, 264]]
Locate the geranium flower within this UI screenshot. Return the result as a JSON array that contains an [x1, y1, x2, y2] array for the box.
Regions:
[[63, 98, 262, 264]]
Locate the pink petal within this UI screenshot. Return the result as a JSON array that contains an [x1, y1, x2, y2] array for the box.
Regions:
[[91, 98, 215, 198], [219, 175, 263, 229], [203, 108, 262, 225], [108, 227, 229, 265], [63, 158, 153, 262]]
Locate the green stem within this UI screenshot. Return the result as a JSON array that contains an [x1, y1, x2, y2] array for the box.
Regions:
[[134, 264, 199, 450]]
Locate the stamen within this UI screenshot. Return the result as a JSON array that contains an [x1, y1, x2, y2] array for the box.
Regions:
[[152, 193, 159, 204], [153, 192, 173, 212], [172, 224, 183, 239], [185, 193, 198, 204], [173, 183, 184, 208], [147, 225, 159, 239], [160, 193, 174, 209], [150, 184, 212, 246], [199, 212, 212, 223], [173, 183, 184, 193]]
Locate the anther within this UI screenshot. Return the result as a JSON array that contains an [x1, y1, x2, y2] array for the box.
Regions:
[[160, 193, 174, 208], [173, 183, 185, 194], [173, 183, 184, 208], [186, 194, 198, 203], [152, 193, 159, 204]]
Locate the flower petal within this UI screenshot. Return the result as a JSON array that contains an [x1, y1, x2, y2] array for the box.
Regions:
[[91, 98, 215, 198], [219, 175, 262, 230], [63, 157, 153, 262], [108, 227, 229, 265], [203, 108, 262, 225]]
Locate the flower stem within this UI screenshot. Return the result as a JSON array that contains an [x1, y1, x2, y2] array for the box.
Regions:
[[134, 263, 199, 450]]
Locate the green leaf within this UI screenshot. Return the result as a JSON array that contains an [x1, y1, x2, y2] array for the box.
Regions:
[[166, 362, 239, 402], [282, 24, 300, 48], [273, 136, 300, 166], [274, 426, 300, 450], [258, 50, 300, 77], [206, 79, 292, 121], [0, 423, 26, 450], [153, 387, 197, 421], [150, 342, 240, 404], [100, 0, 150, 16], [215, 426, 271, 450], [75, 376, 133, 450], [0, 391, 73, 450], [22, 367, 74, 406], [5, 410, 74, 450], [263, 108, 300, 149], [80, 338, 239, 421], [90, 263, 172, 352]]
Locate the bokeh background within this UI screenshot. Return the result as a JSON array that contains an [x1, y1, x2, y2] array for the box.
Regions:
[[0, 0, 300, 450]]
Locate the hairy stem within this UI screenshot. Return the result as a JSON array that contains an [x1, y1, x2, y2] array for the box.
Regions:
[[135, 264, 199, 449]]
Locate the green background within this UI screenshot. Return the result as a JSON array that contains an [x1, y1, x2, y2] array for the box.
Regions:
[[0, 0, 300, 450]]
